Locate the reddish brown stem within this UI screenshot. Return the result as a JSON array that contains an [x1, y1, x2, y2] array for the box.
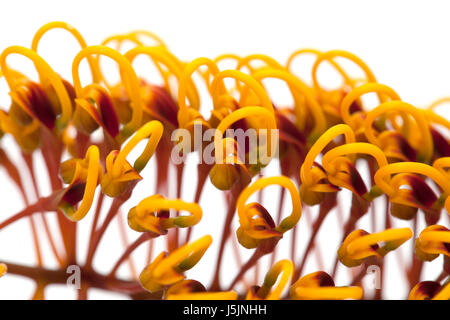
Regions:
[[108, 232, 158, 277]]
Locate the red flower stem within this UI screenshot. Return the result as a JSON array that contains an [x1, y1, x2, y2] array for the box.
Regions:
[[108, 231, 158, 278], [0, 198, 53, 230], [116, 211, 137, 279], [3, 261, 158, 298], [0, 148, 44, 266], [184, 163, 210, 244], [227, 246, 267, 290], [85, 197, 126, 270], [210, 185, 243, 290], [293, 193, 336, 281], [173, 163, 185, 249], [86, 193, 105, 255], [41, 133, 77, 264], [407, 215, 424, 291], [270, 187, 286, 266], [22, 152, 64, 266], [145, 236, 154, 264]]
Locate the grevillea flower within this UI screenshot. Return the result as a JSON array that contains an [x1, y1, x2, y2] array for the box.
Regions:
[[1, 21, 449, 301]]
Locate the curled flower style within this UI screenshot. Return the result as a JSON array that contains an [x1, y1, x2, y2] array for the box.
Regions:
[[246, 68, 326, 142], [210, 106, 277, 190], [31, 21, 102, 84], [0, 46, 73, 138], [72, 45, 144, 141], [415, 225, 450, 261], [236, 176, 301, 249], [177, 57, 225, 132], [409, 281, 450, 300], [300, 124, 355, 205], [58, 145, 101, 221], [128, 194, 202, 234], [290, 271, 363, 300], [100, 120, 163, 197], [340, 82, 400, 135], [364, 101, 433, 163], [338, 228, 413, 267], [321, 142, 388, 200], [374, 162, 450, 219], [246, 259, 293, 300], [139, 235, 212, 292]]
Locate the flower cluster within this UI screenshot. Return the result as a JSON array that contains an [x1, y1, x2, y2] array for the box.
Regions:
[[0, 22, 448, 300]]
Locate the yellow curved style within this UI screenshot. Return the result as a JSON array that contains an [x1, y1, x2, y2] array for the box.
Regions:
[[72, 45, 144, 140], [312, 50, 377, 97], [124, 46, 199, 110], [177, 57, 226, 129], [415, 225, 450, 261], [236, 176, 301, 237], [0, 46, 73, 129], [213, 106, 277, 167], [209, 69, 274, 112], [338, 228, 413, 267], [364, 101, 433, 162], [374, 162, 450, 213], [63, 145, 101, 221], [128, 194, 202, 234], [340, 82, 401, 130], [246, 260, 294, 300], [139, 235, 212, 292], [300, 124, 355, 188], [31, 21, 102, 83], [290, 271, 363, 300], [321, 142, 388, 196], [100, 120, 163, 197], [249, 68, 327, 141]]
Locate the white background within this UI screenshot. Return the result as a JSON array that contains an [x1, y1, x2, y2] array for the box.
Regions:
[[0, 0, 449, 299]]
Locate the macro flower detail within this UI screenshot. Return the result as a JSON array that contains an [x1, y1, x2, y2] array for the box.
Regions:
[[0, 19, 448, 301]]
